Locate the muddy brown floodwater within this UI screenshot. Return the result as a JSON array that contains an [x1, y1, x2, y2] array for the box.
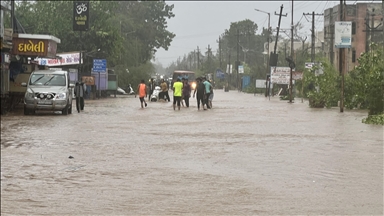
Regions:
[[1, 90, 383, 215]]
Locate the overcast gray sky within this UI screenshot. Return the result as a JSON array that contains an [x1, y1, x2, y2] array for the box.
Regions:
[[153, 1, 376, 67]]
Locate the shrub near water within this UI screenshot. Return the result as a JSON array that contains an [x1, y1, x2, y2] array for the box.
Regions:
[[345, 44, 384, 125], [303, 60, 339, 108]]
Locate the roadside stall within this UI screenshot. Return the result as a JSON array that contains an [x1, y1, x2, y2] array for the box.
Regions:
[[1, 2, 12, 114], [6, 33, 60, 111], [0, 35, 12, 114]]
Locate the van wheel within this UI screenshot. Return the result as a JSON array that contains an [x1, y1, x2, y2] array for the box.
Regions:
[[62, 105, 68, 115]]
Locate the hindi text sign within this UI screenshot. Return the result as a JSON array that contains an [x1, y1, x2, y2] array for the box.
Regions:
[[270, 67, 292, 84]]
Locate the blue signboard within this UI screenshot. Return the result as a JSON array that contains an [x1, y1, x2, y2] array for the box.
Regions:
[[93, 59, 107, 73], [216, 69, 225, 79]]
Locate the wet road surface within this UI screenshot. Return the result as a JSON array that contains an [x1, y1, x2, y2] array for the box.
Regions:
[[1, 90, 383, 215]]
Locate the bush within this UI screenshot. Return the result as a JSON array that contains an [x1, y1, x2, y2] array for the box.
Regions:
[[362, 114, 384, 125], [303, 60, 339, 108], [345, 44, 384, 115]]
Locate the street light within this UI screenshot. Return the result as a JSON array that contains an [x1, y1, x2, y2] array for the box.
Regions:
[[255, 8, 271, 98]]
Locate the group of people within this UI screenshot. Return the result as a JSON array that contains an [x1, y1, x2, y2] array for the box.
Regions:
[[193, 77, 213, 110], [135, 77, 214, 111]]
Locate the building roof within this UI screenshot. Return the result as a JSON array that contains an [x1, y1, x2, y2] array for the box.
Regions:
[[14, 33, 61, 44]]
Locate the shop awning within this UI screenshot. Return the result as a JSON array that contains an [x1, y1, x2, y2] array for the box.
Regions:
[[12, 33, 61, 58]]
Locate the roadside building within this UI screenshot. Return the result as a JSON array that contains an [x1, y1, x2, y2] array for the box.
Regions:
[[323, 3, 384, 71], [0, 2, 61, 114]]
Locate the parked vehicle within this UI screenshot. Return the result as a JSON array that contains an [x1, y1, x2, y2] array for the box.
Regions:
[[126, 84, 135, 95], [117, 87, 127, 95], [22, 70, 74, 115], [172, 70, 197, 90], [150, 86, 161, 102]]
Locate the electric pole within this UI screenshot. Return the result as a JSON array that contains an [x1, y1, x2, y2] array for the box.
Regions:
[[228, 52, 231, 88], [304, 11, 324, 62], [197, 46, 200, 70], [363, 9, 382, 52], [289, 0, 294, 103], [339, 0, 345, 113], [207, 44, 212, 82], [269, 5, 287, 100], [255, 8, 271, 97], [236, 29, 240, 90], [189, 54, 192, 70], [217, 36, 222, 69]]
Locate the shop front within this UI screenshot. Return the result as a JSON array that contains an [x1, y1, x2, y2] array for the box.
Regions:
[[1, 0, 12, 114], [3, 33, 60, 113]]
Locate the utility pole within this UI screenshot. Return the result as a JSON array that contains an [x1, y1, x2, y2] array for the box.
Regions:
[[11, 0, 14, 32], [189, 54, 192, 70], [270, 5, 287, 100], [228, 52, 231, 88], [301, 36, 307, 56], [236, 29, 240, 90], [217, 36, 222, 69], [289, 0, 294, 103], [301, 36, 307, 103], [255, 8, 271, 97], [207, 44, 212, 81], [339, 0, 345, 113], [197, 46, 200, 70], [363, 9, 382, 52], [304, 12, 324, 62]]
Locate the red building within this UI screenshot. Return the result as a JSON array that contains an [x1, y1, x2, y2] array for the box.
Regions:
[[323, 3, 383, 72]]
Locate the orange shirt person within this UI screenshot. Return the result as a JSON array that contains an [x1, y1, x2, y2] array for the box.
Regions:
[[136, 79, 148, 108]]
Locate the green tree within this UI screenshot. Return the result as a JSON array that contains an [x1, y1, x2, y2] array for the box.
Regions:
[[13, 0, 176, 89], [303, 59, 339, 108], [345, 44, 384, 115]]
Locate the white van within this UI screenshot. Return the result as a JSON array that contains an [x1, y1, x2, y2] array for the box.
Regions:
[[21, 70, 74, 115]]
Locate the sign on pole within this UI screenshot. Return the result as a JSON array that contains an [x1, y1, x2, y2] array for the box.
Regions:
[[92, 59, 107, 73], [292, 72, 303, 80], [226, 64, 233, 74], [73, 1, 89, 31], [238, 65, 244, 74], [334, 21, 352, 48], [216, 69, 225, 79], [305, 62, 315, 69], [270, 67, 292, 84], [256, 79, 270, 88], [36, 52, 83, 66]]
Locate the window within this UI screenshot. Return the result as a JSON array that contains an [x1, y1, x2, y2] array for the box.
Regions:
[[352, 22, 356, 35], [352, 50, 356, 63]]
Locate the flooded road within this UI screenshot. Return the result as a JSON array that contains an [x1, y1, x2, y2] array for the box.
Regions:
[[1, 90, 383, 215]]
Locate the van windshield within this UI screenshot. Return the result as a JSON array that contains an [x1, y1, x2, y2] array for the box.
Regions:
[[172, 72, 195, 82], [30, 74, 66, 86]]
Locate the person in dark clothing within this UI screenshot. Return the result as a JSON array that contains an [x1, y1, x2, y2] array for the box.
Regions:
[[202, 77, 212, 109], [74, 81, 86, 112], [160, 79, 170, 102], [182, 78, 191, 107], [9, 59, 24, 82], [148, 78, 155, 100], [193, 78, 206, 110]]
